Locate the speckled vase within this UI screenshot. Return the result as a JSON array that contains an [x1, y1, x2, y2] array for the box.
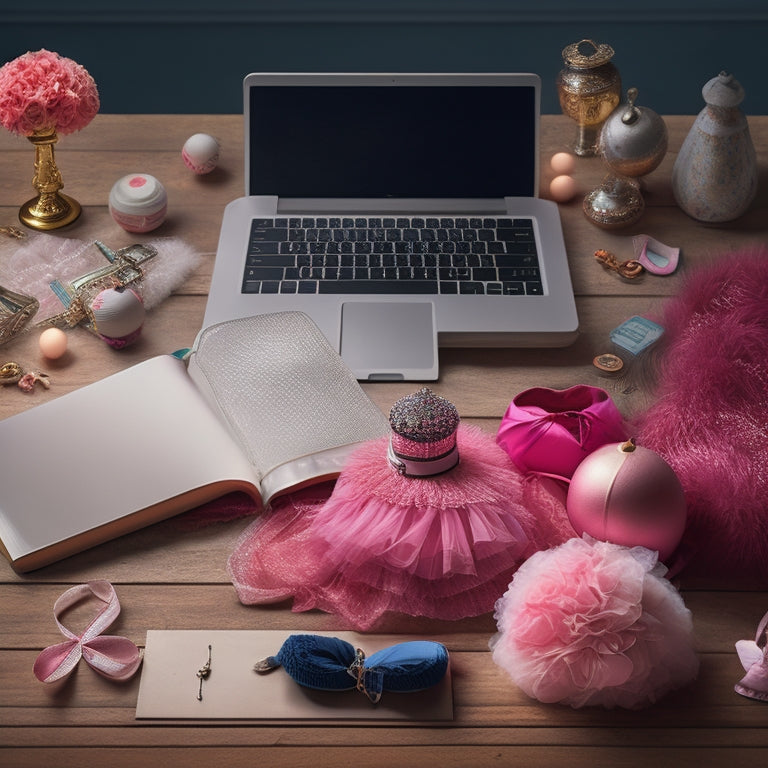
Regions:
[[672, 72, 757, 222]]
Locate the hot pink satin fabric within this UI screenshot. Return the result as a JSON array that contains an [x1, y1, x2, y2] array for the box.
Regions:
[[33, 580, 142, 684], [496, 385, 628, 482]]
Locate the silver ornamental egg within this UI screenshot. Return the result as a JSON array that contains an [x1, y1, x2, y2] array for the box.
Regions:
[[584, 88, 668, 228], [599, 88, 668, 178]]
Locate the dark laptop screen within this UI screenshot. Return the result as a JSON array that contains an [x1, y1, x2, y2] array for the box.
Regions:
[[247, 84, 537, 199]]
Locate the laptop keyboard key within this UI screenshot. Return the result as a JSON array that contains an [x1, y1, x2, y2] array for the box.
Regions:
[[245, 215, 542, 297], [318, 280, 438, 294]]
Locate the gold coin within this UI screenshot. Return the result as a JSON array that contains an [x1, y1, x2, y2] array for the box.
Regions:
[[593, 353, 624, 372]]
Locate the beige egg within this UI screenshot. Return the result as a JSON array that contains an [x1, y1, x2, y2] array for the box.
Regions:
[[38, 327, 68, 359], [550, 152, 576, 175], [549, 174, 577, 202]]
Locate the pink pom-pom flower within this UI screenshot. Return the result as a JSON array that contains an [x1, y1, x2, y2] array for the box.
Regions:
[[0, 49, 99, 136], [489, 536, 699, 709]]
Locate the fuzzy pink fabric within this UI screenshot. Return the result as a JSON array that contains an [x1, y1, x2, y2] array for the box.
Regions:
[[634, 249, 768, 579], [0, 49, 99, 136], [490, 537, 699, 709], [0, 233, 201, 322]]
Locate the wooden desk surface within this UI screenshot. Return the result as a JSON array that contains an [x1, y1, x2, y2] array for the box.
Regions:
[[1, 115, 767, 766]]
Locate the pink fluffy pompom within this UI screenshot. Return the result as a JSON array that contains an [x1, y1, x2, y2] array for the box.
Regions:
[[490, 536, 699, 709]]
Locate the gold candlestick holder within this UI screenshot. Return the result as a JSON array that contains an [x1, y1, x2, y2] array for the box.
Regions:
[[19, 128, 81, 230]]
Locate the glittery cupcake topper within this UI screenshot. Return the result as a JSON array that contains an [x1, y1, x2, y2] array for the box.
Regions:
[[387, 388, 460, 477]]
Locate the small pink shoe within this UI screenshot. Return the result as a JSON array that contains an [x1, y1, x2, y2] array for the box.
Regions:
[[735, 611, 768, 702], [496, 385, 628, 482]]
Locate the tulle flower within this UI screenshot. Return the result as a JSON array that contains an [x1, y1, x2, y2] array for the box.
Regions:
[[0, 49, 99, 136], [490, 536, 699, 709]]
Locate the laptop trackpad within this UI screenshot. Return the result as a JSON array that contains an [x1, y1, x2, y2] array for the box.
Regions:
[[340, 301, 438, 381]]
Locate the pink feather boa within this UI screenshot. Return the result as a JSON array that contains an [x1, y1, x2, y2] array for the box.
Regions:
[[634, 248, 768, 579]]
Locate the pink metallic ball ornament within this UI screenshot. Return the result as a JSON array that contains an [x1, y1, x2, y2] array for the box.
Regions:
[[566, 439, 686, 561]]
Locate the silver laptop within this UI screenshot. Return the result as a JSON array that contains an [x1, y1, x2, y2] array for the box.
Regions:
[[203, 73, 578, 381]]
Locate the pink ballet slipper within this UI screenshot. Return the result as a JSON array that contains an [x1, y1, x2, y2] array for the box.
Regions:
[[735, 611, 768, 702], [496, 385, 628, 483]]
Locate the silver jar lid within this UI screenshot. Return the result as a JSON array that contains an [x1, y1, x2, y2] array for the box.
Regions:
[[702, 71, 745, 108]]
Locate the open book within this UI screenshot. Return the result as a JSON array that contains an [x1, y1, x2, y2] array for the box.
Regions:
[[0, 312, 389, 572]]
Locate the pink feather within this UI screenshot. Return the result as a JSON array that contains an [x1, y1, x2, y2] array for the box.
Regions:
[[634, 248, 768, 579]]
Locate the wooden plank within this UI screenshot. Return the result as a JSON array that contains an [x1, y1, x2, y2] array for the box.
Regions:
[[0, 115, 245, 153], [0, 648, 759, 726], [0, 113, 766, 764], [1, 585, 764, 651], [0, 291, 672, 421], [0, 150, 240, 209], [3, 745, 767, 768], [3, 725, 768, 749]]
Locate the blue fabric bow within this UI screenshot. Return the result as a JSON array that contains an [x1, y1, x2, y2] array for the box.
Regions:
[[255, 634, 449, 703]]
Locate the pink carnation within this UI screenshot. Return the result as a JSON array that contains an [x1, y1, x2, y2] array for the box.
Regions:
[[489, 537, 699, 709], [17, 373, 37, 392], [0, 49, 99, 136]]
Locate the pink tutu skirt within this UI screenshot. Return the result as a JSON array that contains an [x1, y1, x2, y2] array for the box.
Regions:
[[229, 425, 552, 629]]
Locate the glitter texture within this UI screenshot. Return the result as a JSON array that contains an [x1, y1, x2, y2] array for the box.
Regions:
[[389, 388, 459, 460], [389, 388, 460, 441]]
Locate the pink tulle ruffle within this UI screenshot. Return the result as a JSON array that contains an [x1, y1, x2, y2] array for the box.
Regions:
[[229, 426, 553, 629], [490, 536, 699, 709]]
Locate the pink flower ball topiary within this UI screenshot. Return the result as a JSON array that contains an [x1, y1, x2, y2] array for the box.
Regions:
[[0, 49, 99, 136]]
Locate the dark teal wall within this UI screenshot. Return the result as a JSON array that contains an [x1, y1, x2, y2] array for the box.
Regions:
[[4, 2, 767, 115]]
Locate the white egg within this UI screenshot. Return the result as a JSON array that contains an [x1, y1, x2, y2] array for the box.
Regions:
[[182, 133, 220, 174]]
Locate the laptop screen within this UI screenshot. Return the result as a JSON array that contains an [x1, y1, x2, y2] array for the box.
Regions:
[[247, 82, 537, 199]]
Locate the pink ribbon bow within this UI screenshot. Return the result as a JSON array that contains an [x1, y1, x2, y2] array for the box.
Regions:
[[33, 580, 143, 683]]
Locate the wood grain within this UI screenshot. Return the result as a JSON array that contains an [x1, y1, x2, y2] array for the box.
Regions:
[[0, 114, 767, 767]]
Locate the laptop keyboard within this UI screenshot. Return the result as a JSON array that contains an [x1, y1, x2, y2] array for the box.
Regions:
[[242, 216, 543, 296]]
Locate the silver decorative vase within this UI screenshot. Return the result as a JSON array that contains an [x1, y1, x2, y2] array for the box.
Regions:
[[583, 88, 667, 229], [672, 72, 758, 223]]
